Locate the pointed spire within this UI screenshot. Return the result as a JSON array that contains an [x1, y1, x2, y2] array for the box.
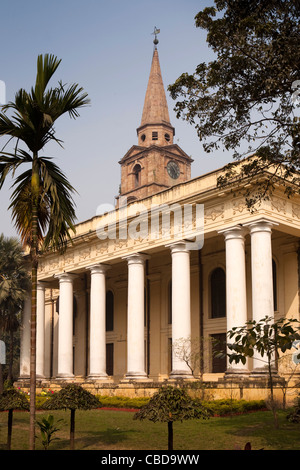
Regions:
[[140, 47, 171, 127], [137, 30, 175, 147]]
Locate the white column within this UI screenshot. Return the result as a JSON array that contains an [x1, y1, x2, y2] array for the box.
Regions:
[[169, 242, 193, 379], [36, 282, 45, 378], [245, 218, 277, 375], [88, 264, 110, 380], [219, 226, 249, 377], [20, 295, 31, 378], [55, 273, 76, 379], [124, 253, 148, 380]]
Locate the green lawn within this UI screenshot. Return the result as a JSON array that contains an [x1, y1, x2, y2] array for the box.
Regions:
[[0, 408, 299, 451]]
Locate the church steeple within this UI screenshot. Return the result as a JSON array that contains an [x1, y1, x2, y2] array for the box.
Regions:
[[116, 29, 193, 205], [137, 31, 175, 147]]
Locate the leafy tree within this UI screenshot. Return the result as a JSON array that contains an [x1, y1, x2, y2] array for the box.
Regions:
[[0, 387, 29, 450], [0, 235, 30, 389], [134, 386, 211, 450], [227, 315, 300, 428], [0, 54, 89, 449], [169, 0, 300, 207], [41, 383, 101, 450]]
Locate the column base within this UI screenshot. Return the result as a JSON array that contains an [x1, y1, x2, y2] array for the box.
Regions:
[[250, 366, 278, 378], [121, 371, 151, 382], [169, 370, 194, 380], [224, 368, 250, 380], [36, 374, 46, 379], [87, 373, 110, 381], [56, 374, 75, 381]]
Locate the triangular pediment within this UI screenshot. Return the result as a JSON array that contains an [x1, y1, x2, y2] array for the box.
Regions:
[[119, 143, 193, 164]]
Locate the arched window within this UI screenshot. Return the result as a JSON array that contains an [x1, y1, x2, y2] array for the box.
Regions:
[[106, 290, 114, 332], [133, 164, 141, 187], [210, 267, 226, 318]]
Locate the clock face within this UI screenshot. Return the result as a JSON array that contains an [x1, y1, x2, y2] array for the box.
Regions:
[[167, 161, 180, 179]]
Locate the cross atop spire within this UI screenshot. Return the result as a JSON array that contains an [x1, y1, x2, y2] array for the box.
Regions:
[[152, 26, 160, 47]]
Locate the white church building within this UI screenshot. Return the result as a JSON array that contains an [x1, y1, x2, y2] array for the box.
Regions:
[[18, 39, 300, 401]]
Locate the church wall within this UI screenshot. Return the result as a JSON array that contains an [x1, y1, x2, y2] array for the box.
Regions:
[[39, 231, 299, 385]]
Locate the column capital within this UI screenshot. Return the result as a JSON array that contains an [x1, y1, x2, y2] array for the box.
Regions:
[[218, 224, 246, 241], [37, 281, 46, 291], [243, 217, 278, 234], [86, 263, 110, 275], [122, 252, 149, 265], [166, 241, 190, 254], [54, 272, 77, 283]]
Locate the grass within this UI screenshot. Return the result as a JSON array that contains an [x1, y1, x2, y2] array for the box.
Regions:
[[0, 408, 300, 451]]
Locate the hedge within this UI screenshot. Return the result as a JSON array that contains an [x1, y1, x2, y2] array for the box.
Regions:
[[35, 395, 266, 415], [200, 399, 267, 416]]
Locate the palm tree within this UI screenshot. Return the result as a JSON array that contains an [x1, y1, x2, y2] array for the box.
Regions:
[[0, 235, 30, 389], [0, 54, 89, 449]]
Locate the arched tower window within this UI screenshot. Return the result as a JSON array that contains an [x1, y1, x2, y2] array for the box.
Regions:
[[133, 164, 141, 188], [210, 267, 226, 318]]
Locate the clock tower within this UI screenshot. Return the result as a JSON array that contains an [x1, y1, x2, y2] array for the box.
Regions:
[[116, 30, 193, 206]]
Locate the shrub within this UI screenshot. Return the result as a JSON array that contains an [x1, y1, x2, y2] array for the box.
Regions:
[[201, 399, 266, 416], [96, 395, 150, 409]]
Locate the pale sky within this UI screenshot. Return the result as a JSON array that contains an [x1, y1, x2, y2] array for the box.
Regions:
[[0, 0, 231, 239]]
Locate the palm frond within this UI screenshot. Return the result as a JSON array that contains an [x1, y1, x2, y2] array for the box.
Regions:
[[0, 150, 32, 189], [9, 169, 50, 247], [39, 156, 77, 251], [8, 156, 76, 252], [34, 54, 62, 104]]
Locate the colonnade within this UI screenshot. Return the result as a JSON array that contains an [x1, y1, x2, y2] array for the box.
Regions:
[[19, 217, 276, 381]]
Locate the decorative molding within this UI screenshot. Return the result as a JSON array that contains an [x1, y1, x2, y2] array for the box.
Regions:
[[204, 204, 224, 223], [292, 204, 300, 219], [271, 196, 286, 214], [232, 199, 246, 215]]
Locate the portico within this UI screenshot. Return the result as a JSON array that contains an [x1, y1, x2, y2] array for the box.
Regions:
[[19, 190, 300, 386]]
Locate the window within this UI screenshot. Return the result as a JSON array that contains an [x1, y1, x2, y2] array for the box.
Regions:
[[165, 133, 170, 142], [210, 267, 226, 318], [133, 164, 141, 187], [168, 280, 172, 324], [211, 333, 226, 373], [106, 343, 114, 376], [272, 259, 278, 311], [106, 290, 114, 331], [152, 131, 158, 140]]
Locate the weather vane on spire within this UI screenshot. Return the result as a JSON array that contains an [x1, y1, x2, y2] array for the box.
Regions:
[[152, 26, 160, 46]]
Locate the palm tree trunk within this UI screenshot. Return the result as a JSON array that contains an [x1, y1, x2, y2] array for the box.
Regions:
[[29, 153, 39, 450]]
